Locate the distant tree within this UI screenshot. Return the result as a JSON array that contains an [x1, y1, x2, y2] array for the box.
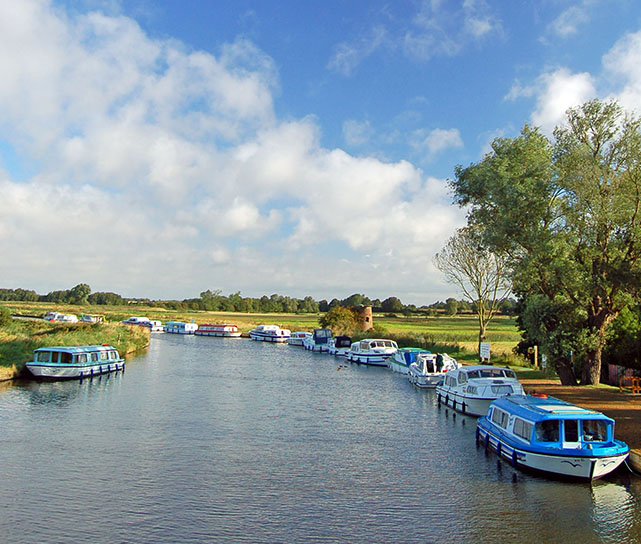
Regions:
[[381, 296, 403, 313], [445, 298, 458, 316], [434, 227, 511, 360], [88, 291, 125, 305], [319, 306, 360, 336]]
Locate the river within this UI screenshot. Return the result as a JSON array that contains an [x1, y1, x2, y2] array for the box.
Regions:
[[1, 333, 640, 543]]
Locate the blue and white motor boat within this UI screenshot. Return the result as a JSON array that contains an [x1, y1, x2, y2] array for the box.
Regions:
[[477, 394, 630, 480], [164, 321, 198, 334], [435, 365, 524, 416], [346, 338, 398, 366], [249, 324, 291, 343], [327, 336, 352, 357], [303, 328, 333, 352], [25, 345, 125, 380], [408, 352, 459, 387]]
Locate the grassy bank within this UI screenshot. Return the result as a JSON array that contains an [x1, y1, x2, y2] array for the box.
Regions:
[[0, 319, 150, 381], [4, 301, 526, 367]]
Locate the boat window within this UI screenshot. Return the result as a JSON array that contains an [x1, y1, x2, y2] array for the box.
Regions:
[[60, 352, 72, 364], [100, 351, 108, 361], [582, 420, 608, 442], [467, 386, 477, 395], [77, 354, 87, 363], [535, 420, 559, 442], [503, 370, 517, 379], [109, 351, 118, 360], [513, 418, 533, 440], [467, 371, 480, 379], [36, 351, 51, 363], [564, 420, 579, 442], [491, 408, 509, 428], [51, 352, 59, 363], [458, 373, 468, 384], [91, 353, 99, 362], [491, 385, 513, 395]]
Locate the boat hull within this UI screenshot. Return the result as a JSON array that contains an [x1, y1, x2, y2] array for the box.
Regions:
[[249, 332, 289, 343], [26, 361, 125, 380], [408, 371, 442, 388], [346, 353, 390, 366], [436, 388, 494, 416], [387, 360, 411, 374], [476, 424, 629, 479], [195, 331, 241, 337]]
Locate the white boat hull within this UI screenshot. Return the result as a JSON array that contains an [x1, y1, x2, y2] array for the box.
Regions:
[[346, 353, 390, 366], [250, 333, 289, 343], [436, 388, 493, 416], [387, 360, 410, 374], [477, 426, 628, 479], [408, 372, 443, 388], [26, 361, 125, 380]]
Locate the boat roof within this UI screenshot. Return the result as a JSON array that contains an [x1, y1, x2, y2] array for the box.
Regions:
[[34, 345, 116, 353], [398, 347, 431, 353], [491, 395, 612, 423], [460, 364, 512, 372]]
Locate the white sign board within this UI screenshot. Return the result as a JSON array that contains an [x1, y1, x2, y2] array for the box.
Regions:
[[480, 342, 491, 360]]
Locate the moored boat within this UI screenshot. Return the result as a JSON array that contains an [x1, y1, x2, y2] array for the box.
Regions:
[[476, 394, 630, 480], [303, 328, 333, 352], [249, 324, 291, 343], [435, 365, 524, 416], [25, 345, 125, 380], [327, 335, 352, 357], [195, 324, 242, 337], [346, 338, 398, 366], [408, 352, 459, 387], [164, 321, 198, 334], [387, 347, 431, 375], [288, 331, 312, 346]]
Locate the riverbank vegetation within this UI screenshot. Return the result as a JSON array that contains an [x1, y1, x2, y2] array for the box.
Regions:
[[0, 313, 150, 381]]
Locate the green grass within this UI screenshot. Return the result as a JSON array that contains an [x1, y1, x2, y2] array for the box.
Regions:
[[3, 301, 528, 368], [0, 318, 150, 380]]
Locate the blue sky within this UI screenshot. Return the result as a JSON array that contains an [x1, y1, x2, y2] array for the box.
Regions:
[[1, 0, 641, 304]]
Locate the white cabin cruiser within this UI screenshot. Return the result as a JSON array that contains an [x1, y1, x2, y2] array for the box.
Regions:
[[288, 331, 312, 346], [249, 324, 291, 343], [408, 352, 459, 387], [346, 338, 398, 366], [195, 324, 242, 337], [328, 336, 352, 357], [435, 365, 524, 416], [303, 328, 333, 352]]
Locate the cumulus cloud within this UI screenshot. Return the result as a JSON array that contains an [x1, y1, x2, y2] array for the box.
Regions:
[[603, 29, 641, 114], [0, 0, 463, 302], [547, 5, 590, 38], [507, 68, 596, 134], [411, 128, 464, 161]]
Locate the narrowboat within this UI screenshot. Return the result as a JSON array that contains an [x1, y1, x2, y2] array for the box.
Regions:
[[288, 331, 312, 346], [303, 328, 333, 352], [435, 365, 524, 416], [408, 352, 459, 387], [163, 321, 198, 334], [346, 338, 398, 366], [477, 394, 630, 480], [25, 345, 125, 380], [195, 324, 242, 337], [249, 324, 291, 343], [327, 336, 352, 357]]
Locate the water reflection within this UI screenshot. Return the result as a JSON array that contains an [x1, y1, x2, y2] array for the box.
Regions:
[[0, 334, 639, 544]]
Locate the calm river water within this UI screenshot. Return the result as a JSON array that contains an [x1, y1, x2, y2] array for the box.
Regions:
[[1, 334, 640, 543]]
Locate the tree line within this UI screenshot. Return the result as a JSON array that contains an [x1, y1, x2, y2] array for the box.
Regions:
[[0, 285, 509, 316]]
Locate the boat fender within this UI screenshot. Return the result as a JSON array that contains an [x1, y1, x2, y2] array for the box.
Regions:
[[461, 402, 466, 414], [496, 441, 501, 457], [531, 393, 548, 398], [484, 433, 490, 450], [511, 450, 518, 468]]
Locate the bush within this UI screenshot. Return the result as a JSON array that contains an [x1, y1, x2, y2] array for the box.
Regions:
[[0, 306, 12, 326]]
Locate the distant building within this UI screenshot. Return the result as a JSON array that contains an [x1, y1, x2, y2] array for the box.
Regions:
[[353, 305, 373, 331]]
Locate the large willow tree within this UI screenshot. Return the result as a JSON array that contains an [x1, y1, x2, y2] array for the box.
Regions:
[[451, 99, 641, 385]]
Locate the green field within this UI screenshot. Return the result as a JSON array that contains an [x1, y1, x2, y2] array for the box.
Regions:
[[2, 301, 525, 368]]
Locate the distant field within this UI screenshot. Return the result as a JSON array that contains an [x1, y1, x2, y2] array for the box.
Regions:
[[2, 301, 523, 364]]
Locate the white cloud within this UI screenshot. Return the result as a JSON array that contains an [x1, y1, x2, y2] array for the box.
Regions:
[[547, 5, 590, 38], [343, 119, 374, 146], [507, 68, 596, 134], [327, 25, 388, 76], [0, 0, 463, 303], [603, 29, 641, 114], [412, 128, 464, 160]]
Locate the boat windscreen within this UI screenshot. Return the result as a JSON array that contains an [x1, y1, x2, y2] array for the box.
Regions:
[[582, 420, 608, 442]]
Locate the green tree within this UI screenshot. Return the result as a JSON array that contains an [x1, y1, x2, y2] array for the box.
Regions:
[[381, 296, 403, 313], [451, 99, 641, 384], [445, 297, 458, 316], [67, 283, 91, 305], [319, 306, 360, 336]]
